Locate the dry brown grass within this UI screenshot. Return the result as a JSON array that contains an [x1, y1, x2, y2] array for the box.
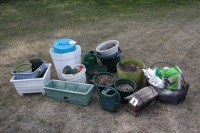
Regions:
[[1, 1, 200, 133]]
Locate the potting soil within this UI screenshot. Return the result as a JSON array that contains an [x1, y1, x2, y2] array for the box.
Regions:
[[119, 63, 142, 73], [95, 75, 114, 86]]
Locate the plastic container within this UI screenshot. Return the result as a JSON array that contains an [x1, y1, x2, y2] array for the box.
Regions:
[[86, 65, 108, 80], [114, 79, 137, 103], [14, 63, 32, 73], [29, 59, 44, 71], [10, 63, 51, 96], [117, 59, 145, 85], [53, 38, 76, 54], [12, 60, 46, 80], [96, 48, 121, 73], [96, 40, 119, 56], [82, 50, 97, 68], [43, 80, 94, 106], [91, 72, 117, 93], [62, 64, 87, 83], [50, 45, 81, 80]]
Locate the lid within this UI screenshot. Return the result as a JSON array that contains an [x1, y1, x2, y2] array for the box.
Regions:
[[53, 38, 76, 54]]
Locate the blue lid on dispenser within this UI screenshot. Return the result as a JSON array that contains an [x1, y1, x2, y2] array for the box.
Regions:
[[53, 38, 76, 54]]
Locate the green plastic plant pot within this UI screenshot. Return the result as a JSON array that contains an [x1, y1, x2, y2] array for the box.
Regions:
[[15, 63, 32, 73], [86, 65, 108, 80], [114, 79, 137, 103], [117, 59, 145, 85], [91, 72, 117, 94]]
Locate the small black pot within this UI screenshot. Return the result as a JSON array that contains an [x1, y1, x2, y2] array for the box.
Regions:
[[114, 79, 137, 103], [29, 59, 44, 71]]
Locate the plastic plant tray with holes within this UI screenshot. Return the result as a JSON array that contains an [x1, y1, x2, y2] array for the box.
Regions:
[[12, 60, 46, 79], [43, 80, 94, 106], [10, 63, 51, 96]]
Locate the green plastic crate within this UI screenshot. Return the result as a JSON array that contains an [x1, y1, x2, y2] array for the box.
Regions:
[[43, 80, 94, 106]]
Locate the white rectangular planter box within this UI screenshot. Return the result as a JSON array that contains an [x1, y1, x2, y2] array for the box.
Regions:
[[10, 63, 51, 96]]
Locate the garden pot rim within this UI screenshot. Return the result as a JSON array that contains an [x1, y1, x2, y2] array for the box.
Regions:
[[96, 40, 119, 53], [114, 79, 137, 92], [117, 58, 145, 74], [91, 72, 117, 87]]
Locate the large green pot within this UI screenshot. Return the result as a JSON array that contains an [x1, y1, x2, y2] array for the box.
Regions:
[[117, 59, 145, 85]]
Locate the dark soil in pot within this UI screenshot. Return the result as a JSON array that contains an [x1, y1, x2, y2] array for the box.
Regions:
[[118, 63, 142, 73], [95, 75, 115, 86], [100, 43, 116, 51], [117, 84, 133, 92]]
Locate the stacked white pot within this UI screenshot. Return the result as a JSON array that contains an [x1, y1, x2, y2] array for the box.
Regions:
[[62, 64, 87, 83]]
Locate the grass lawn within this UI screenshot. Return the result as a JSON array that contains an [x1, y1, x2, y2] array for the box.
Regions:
[[0, 0, 200, 133]]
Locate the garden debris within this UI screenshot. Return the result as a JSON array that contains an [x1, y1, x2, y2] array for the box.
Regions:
[[143, 66, 182, 91]]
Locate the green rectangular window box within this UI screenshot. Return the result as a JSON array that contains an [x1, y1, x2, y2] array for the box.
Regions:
[[43, 80, 94, 106]]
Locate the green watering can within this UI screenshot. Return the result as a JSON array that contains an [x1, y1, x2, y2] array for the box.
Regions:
[[82, 50, 97, 68], [91, 80, 121, 111]]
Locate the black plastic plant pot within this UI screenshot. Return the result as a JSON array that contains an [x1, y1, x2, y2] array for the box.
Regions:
[[114, 79, 137, 103], [96, 48, 121, 73], [86, 65, 108, 80], [29, 59, 44, 71], [91, 72, 117, 94]]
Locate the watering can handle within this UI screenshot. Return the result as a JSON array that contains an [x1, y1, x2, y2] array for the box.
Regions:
[[106, 87, 121, 106], [90, 80, 101, 96]]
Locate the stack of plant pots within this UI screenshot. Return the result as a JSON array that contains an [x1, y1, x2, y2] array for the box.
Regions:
[[96, 40, 121, 73]]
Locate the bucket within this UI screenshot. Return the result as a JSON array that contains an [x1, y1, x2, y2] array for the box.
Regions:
[[62, 64, 87, 83], [96, 48, 121, 73], [114, 79, 137, 103], [96, 40, 119, 56], [50, 45, 81, 80], [117, 59, 145, 86]]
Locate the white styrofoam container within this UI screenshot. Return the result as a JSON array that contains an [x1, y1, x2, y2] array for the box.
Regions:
[[50, 45, 81, 80], [62, 64, 87, 83], [10, 63, 51, 96]]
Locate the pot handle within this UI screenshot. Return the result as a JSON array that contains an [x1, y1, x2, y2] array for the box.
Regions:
[[90, 80, 101, 96]]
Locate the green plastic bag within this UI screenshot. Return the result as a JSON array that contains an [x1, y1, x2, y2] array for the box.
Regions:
[[160, 66, 181, 91]]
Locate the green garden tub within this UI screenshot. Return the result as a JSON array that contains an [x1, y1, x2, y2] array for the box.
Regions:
[[117, 59, 145, 86], [44, 80, 94, 106]]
